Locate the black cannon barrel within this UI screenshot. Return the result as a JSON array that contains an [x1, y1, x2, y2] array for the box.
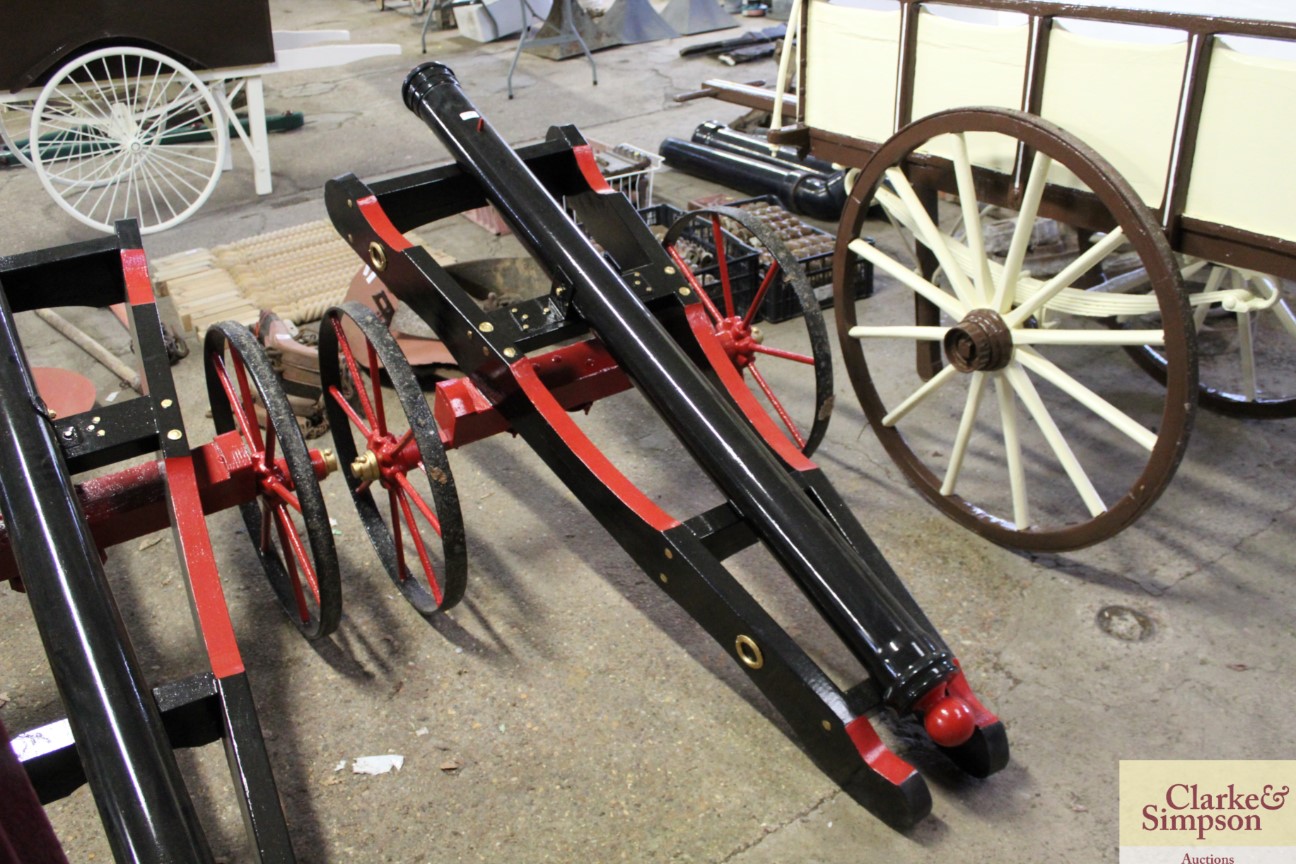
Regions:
[[402, 62, 954, 713], [691, 120, 841, 175], [0, 285, 213, 862], [659, 136, 847, 221]]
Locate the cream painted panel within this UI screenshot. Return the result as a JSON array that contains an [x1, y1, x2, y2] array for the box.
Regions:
[[1185, 44, 1296, 244], [911, 10, 1028, 172], [1039, 26, 1186, 206], [804, 1, 901, 145]]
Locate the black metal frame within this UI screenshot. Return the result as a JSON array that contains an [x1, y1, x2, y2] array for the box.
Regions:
[[324, 62, 1009, 829], [0, 224, 294, 863]]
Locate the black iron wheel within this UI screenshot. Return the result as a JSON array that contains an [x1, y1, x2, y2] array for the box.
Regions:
[[205, 322, 342, 639], [319, 302, 467, 618], [663, 206, 834, 456]]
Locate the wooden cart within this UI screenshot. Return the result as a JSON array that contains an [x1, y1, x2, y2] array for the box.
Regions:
[[706, 0, 1296, 550]]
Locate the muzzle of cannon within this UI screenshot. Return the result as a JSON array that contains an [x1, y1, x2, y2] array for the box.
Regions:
[[321, 62, 1010, 828]]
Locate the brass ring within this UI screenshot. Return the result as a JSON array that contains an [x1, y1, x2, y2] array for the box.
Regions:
[[368, 241, 387, 272], [735, 635, 764, 670]]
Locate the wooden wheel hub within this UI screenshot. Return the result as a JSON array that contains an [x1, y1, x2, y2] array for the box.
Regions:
[[943, 308, 1013, 373]]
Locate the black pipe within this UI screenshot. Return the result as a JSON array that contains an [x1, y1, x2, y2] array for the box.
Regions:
[[402, 62, 954, 714], [692, 120, 839, 175], [659, 137, 847, 221], [0, 282, 213, 862]]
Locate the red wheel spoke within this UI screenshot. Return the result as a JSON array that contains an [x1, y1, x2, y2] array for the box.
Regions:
[[394, 472, 443, 535], [229, 351, 266, 454], [328, 385, 374, 439], [389, 488, 408, 581], [751, 343, 817, 365], [213, 356, 264, 455], [263, 475, 302, 512], [367, 340, 388, 435], [272, 505, 313, 622], [273, 503, 321, 605], [710, 215, 735, 318], [263, 417, 278, 471], [742, 263, 780, 329], [748, 363, 806, 448], [669, 245, 724, 324], [330, 316, 380, 432], [394, 486, 443, 605]]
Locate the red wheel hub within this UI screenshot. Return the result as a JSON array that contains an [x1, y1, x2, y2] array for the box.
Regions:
[[713, 316, 763, 370]]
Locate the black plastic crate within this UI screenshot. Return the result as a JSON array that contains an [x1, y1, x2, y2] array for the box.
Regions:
[[725, 196, 874, 324], [638, 204, 761, 318]]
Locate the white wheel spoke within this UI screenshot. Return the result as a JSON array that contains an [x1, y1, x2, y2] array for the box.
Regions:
[[1237, 309, 1257, 401], [941, 371, 988, 496], [994, 376, 1030, 529], [848, 325, 946, 341], [1013, 327, 1164, 347], [1006, 227, 1127, 327], [950, 133, 994, 304], [1004, 362, 1106, 516], [993, 151, 1053, 313], [1272, 298, 1296, 340], [884, 167, 978, 309], [848, 237, 966, 320], [881, 364, 959, 427], [1016, 348, 1157, 451]]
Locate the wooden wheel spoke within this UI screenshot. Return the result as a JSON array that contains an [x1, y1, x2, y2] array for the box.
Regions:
[[1017, 347, 1158, 451], [847, 236, 965, 321], [1006, 228, 1127, 327], [885, 166, 977, 309], [994, 150, 1053, 313], [1003, 362, 1105, 516], [993, 376, 1030, 529], [950, 133, 994, 304], [882, 364, 959, 427], [941, 371, 988, 496]]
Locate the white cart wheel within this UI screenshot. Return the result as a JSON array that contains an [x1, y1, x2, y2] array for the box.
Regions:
[[30, 47, 228, 234], [1, 99, 39, 170]]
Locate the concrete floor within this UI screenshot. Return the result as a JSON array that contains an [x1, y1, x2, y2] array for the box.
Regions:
[[2, 1, 1295, 862]]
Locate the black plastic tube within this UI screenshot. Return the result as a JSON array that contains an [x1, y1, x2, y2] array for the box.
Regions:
[[692, 120, 840, 174]]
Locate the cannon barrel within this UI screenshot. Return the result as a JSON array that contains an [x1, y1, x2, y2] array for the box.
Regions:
[[400, 62, 958, 716]]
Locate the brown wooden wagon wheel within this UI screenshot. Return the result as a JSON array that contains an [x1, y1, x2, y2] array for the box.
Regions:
[[833, 108, 1196, 552]]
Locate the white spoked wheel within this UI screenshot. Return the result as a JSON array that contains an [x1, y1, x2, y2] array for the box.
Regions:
[[1124, 260, 1296, 419], [833, 108, 1196, 552], [30, 47, 228, 234], [1, 99, 40, 170]]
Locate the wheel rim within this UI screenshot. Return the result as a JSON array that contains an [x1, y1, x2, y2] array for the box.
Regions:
[[1126, 261, 1296, 419], [664, 206, 834, 456], [319, 302, 467, 617], [205, 323, 341, 639], [1, 100, 39, 170], [833, 108, 1196, 551], [30, 47, 228, 233]]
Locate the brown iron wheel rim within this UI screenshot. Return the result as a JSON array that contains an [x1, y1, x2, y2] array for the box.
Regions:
[[832, 107, 1197, 552]]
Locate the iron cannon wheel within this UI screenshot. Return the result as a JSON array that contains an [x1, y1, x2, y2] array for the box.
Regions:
[[319, 302, 468, 618], [205, 322, 342, 639], [663, 206, 834, 457]]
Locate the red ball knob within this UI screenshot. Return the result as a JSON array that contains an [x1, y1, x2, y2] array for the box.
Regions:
[[923, 696, 976, 747]]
